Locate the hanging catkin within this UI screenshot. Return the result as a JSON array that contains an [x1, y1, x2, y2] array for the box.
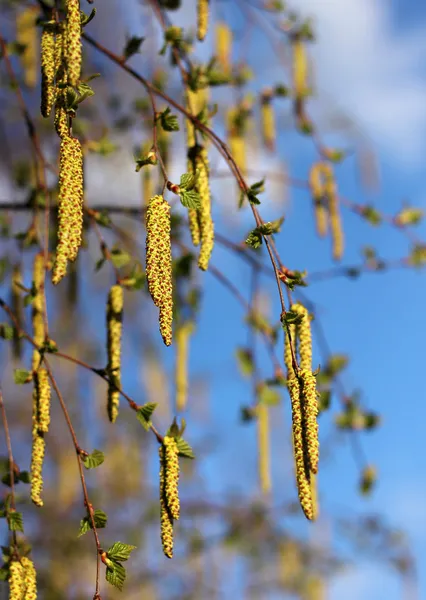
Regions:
[[324, 166, 344, 261], [65, 0, 82, 88], [197, 0, 209, 41], [185, 90, 204, 247], [32, 254, 45, 371], [159, 444, 174, 559], [30, 425, 46, 507], [292, 303, 312, 371], [52, 136, 84, 285], [227, 108, 246, 175], [175, 322, 192, 412], [145, 195, 173, 346], [292, 34, 308, 98], [106, 285, 123, 423], [260, 89, 275, 152], [33, 368, 51, 434], [216, 22, 232, 75], [195, 147, 214, 271], [257, 401, 271, 494], [11, 265, 23, 361], [8, 560, 25, 600], [163, 436, 180, 520], [54, 29, 68, 139], [21, 556, 37, 599], [40, 26, 56, 117], [16, 8, 38, 88], [309, 163, 328, 238]]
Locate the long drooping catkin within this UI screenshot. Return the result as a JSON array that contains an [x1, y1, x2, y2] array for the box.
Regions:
[[216, 22, 232, 75], [185, 90, 206, 247], [260, 90, 275, 152], [195, 147, 214, 271], [54, 30, 68, 139], [33, 368, 51, 434], [257, 402, 271, 494], [106, 285, 123, 423], [8, 560, 25, 599], [309, 163, 328, 238], [159, 445, 173, 559], [284, 323, 296, 378], [65, 0, 82, 88], [163, 436, 180, 520], [146, 195, 173, 346], [175, 322, 192, 412], [40, 27, 56, 117], [325, 169, 344, 261], [32, 254, 45, 371], [197, 0, 209, 41], [292, 303, 312, 371], [11, 265, 23, 361], [298, 369, 319, 475], [227, 109, 246, 175], [292, 35, 308, 98], [16, 8, 38, 88], [21, 556, 37, 599], [52, 136, 84, 285], [30, 426, 46, 507]]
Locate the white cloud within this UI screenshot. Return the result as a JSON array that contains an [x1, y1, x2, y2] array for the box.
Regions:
[[298, 0, 426, 167]]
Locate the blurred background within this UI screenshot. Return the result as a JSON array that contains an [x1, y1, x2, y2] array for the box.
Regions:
[[0, 0, 425, 598]]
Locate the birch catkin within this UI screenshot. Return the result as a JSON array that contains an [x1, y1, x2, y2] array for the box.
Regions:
[[52, 136, 84, 285], [195, 147, 214, 271], [40, 27, 56, 118], [309, 163, 328, 238], [32, 254, 45, 371], [146, 195, 173, 346], [325, 168, 344, 261], [30, 426, 46, 507], [106, 285, 123, 423], [16, 8, 38, 88], [159, 444, 174, 559], [8, 560, 25, 600], [11, 265, 23, 361], [260, 89, 275, 152], [65, 0, 82, 88], [175, 322, 192, 412], [257, 402, 271, 494], [292, 35, 308, 98], [197, 0, 209, 41], [21, 556, 37, 599], [33, 368, 51, 434], [163, 436, 180, 520], [216, 22, 232, 75]]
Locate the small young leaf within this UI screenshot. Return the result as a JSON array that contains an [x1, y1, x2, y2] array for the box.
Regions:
[[235, 347, 254, 377], [78, 509, 108, 537], [13, 369, 32, 385], [258, 385, 281, 406], [0, 324, 14, 340], [176, 437, 195, 459], [82, 449, 105, 469], [107, 542, 137, 562], [359, 465, 377, 496], [123, 36, 145, 60], [258, 217, 284, 236], [0, 566, 8, 581], [160, 107, 179, 132], [361, 205, 382, 226], [106, 562, 126, 591], [245, 229, 263, 249], [179, 172, 196, 191], [136, 402, 157, 431], [180, 190, 201, 210], [110, 247, 131, 269], [18, 471, 31, 484], [8, 511, 23, 533]]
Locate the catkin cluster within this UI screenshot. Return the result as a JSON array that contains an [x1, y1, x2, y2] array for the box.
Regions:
[[175, 322, 193, 412], [159, 436, 180, 558], [8, 558, 37, 600], [106, 285, 123, 423], [146, 195, 173, 346], [260, 89, 276, 152], [284, 304, 319, 520], [197, 0, 209, 41], [31, 254, 45, 371], [52, 136, 84, 285], [308, 162, 344, 261], [194, 147, 214, 271], [30, 368, 51, 507], [40, 26, 56, 118]]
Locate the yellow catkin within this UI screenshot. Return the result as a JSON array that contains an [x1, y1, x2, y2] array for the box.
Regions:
[[195, 147, 214, 271], [309, 163, 328, 238], [284, 323, 296, 378], [16, 8, 38, 88], [227, 109, 246, 175], [288, 376, 314, 520], [159, 445, 174, 559], [299, 369, 319, 475], [142, 169, 153, 209], [292, 36, 308, 98], [11, 265, 23, 361], [146, 195, 173, 346], [310, 473, 319, 522], [52, 136, 84, 285], [163, 436, 180, 520], [292, 303, 312, 371], [175, 323, 192, 412], [197, 0, 209, 41], [257, 402, 271, 494], [30, 431, 45, 507], [54, 30, 68, 139], [302, 575, 325, 600], [40, 27, 56, 117], [33, 368, 51, 434], [31, 254, 45, 371], [324, 168, 344, 261], [106, 285, 123, 423], [216, 22, 232, 75], [260, 90, 275, 152], [21, 557, 37, 600], [65, 0, 82, 88], [8, 560, 25, 600], [278, 539, 302, 588]]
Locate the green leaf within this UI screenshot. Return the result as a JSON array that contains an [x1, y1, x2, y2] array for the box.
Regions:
[[78, 509, 108, 537], [95, 257, 106, 272], [82, 449, 104, 469], [240, 405, 256, 422], [179, 172, 196, 191], [280, 311, 304, 327], [160, 107, 179, 132], [409, 244, 426, 267], [80, 8, 97, 27], [361, 205, 382, 226], [245, 229, 263, 249], [359, 465, 377, 496], [284, 270, 308, 290], [258, 217, 284, 235], [107, 542, 137, 562], [325, 354, 348, 376], [179, 190, 201, 210], [135, 152, 157, 171], [110, 247, 131, 269], [13, 369, 31, 385], [0, 566, 8, 581], [8, 511, 23, 533], [176, 437, 195, 459], [106, 562, 126, 591], [136, 402, 157, 431], [235, 347, 254, 377], [258, 385, 281, 406], [121, 264, 146, 290], [18, 471, 30, 484], [395, 207, 424, 226], [123, 36, 145, 60], [0, 324, 14, 340]]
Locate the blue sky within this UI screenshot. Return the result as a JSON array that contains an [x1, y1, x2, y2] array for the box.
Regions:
[[83, 0, 426, 597]]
